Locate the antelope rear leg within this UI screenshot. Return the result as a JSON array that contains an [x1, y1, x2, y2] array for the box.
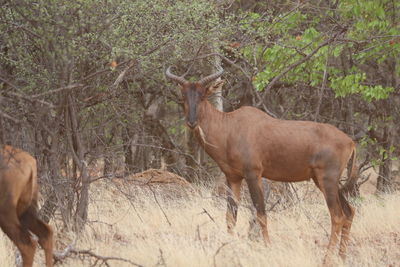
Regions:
[[315, 170, 347, 265], [20, 208, 54, 267], [226, 179, 242, 234], [0, 208, 37, 267], [338, 193, 355, 260], [246, 176, 270, 244]]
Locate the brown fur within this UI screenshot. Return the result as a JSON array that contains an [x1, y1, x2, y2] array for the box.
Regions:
[[0, 145, 53, 267], [166, 69, 358, 264]]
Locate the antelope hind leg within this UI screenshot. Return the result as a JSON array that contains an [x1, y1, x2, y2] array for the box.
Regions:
[[20, 208, 54, 267], [246, 176, 270, 244]]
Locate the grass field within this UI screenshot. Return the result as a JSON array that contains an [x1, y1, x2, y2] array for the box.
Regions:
[[1, 176, 399, 267]]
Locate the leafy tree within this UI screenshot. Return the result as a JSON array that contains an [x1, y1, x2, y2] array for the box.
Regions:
[[239, 0, 399, 193]]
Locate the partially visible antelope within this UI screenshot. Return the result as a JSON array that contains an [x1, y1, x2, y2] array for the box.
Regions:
[[0, 145, 53, 267], [166, 66, 358, 263]]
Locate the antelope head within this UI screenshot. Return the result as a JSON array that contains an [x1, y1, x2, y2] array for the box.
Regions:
[[165, 66, 224, 129]]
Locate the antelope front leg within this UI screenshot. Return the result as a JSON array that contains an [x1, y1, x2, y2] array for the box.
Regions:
[[226, 179, 242, 234]]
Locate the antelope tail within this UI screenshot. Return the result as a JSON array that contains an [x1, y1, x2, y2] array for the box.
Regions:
[[340, 147, 358, 195]]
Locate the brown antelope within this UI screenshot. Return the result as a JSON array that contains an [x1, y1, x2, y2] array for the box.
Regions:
[[0, 145, 53, 267], [166, 67, 358, 263]]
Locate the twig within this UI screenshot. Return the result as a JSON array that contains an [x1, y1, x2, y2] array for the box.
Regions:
[[111, 180, 144, 223], [293, 187, 329, 238], [289, 183, 301, 204], [267, 198, 281, 212], [148, 184, 172, 226], [358, 172, 372, 186], [196, 225, 206, 253], [213, 241, 234, 267], [201, 208, 216, 224], [157, 248, 167, 266]]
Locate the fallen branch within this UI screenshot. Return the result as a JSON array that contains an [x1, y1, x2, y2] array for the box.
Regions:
[[54, 244, 143, 267]]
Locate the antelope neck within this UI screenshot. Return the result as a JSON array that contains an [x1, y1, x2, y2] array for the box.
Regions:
[[196, 100, 227, 150]]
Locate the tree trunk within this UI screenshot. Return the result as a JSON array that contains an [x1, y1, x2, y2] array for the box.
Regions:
[[142, 96, 179, 171], [377, 126, 395, 193], [122, 127, 137, 173], [66, 94, 90, 231], [37, 109, 66, 225], [133, 133, 148, 172], [0, 116, 4, 144]]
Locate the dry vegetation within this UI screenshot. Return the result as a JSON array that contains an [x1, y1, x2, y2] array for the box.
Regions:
[[1, 170, 399, 267]]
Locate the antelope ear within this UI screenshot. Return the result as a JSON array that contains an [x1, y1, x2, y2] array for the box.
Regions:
[[206, 78, 225, 96]]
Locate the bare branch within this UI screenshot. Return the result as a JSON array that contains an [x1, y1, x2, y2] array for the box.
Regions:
[[110, 60, 136, 91], [2, 91, 55, 108], [110, 37, 172, 90], [314, 45, 332, 121], [257, 29, 346, 107], [1, 77, 82, 107], [31, 84, 84, 98], [0, 76, 19, 90], [0, 110, 20, 124], [183, 52, 252, 81], [143, 37, 172, 56], [182, 52, 278, 117]]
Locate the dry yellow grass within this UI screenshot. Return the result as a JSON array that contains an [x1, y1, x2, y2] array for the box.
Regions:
[[1, 179, 399, 267]]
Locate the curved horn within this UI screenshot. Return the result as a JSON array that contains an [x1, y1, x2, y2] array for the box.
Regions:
[[198, 68, 224, 87], [165, 66, 188, 85]]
